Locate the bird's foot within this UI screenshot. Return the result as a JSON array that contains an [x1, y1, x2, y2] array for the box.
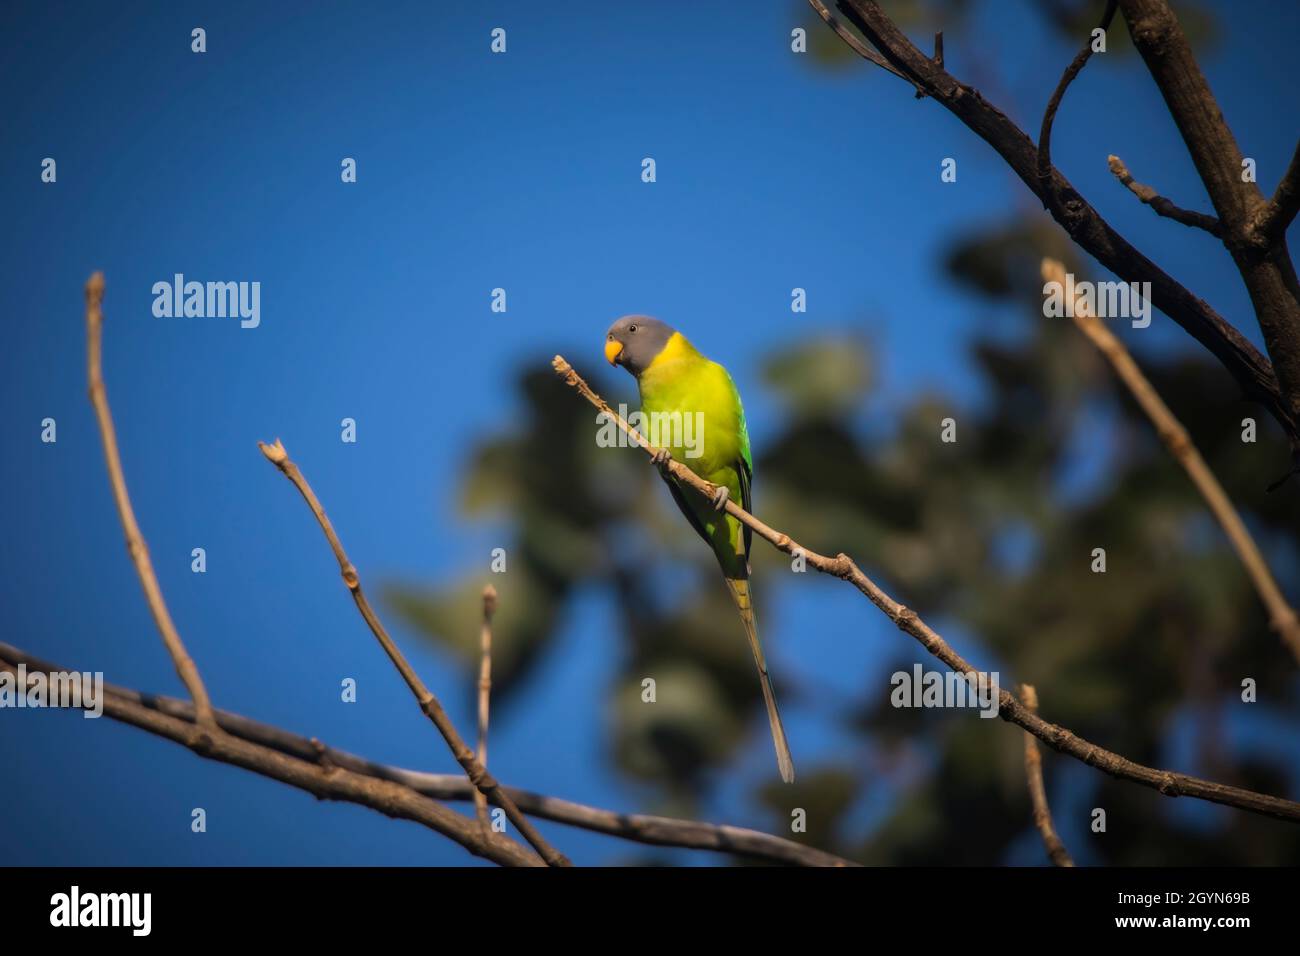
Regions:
[[711, 485, 730, 511], [651, 447, 673, 470]]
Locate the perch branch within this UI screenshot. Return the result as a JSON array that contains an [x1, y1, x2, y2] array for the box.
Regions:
[[475, 584, 496, 834], [812, 0, 1298, 459], [84, 273, 218, 734], [0, 642, 853, 867], [0, 650, 539, 866], [1043, 257, 1300, 663], [257, 439, 570, 867], [1021, 685, 1075, 867], [1107, 154, 1222, 236], [553, 354, 1300, 824]]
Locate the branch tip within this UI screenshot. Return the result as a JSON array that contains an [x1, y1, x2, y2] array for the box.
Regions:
[[85, 271, 105, 305], [258, 439, 288, 466]]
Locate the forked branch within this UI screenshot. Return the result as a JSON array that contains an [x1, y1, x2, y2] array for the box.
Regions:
[[258, 439, 570, 867], [0, 642, 852, 867]]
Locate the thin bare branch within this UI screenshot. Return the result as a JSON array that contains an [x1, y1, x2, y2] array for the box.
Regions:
[[0, 642, 854, 867], [474, 584, 496, 835], [84, 273, 218, 734], [1253, 139, 1300, 246], [0, 650, 539, 866], [1107, 154, 1222, 236], [1043, 257, 1300, 663], [553, 354, 1300, 824], [1036, 0, 1117, 215], [1021, 685, 1075, 867], [257, 438, 570, 867]]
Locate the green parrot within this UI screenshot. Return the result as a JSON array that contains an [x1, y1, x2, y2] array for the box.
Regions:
[[605, 315, 794, 783]]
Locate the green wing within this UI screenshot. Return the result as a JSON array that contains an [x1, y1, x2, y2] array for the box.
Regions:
[[663, 475, 712, 544], [737, 451, 752, 567], [645, 356, 754, 567], [734, 372, 754, 566], [660, 373, 754, 566]]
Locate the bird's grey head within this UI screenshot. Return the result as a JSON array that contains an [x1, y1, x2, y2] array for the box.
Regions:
[[605, 315, 676, 377]]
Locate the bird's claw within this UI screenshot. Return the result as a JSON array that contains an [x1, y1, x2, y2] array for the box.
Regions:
[[651, 447, 673, 467], [711, 485, 730, 511]]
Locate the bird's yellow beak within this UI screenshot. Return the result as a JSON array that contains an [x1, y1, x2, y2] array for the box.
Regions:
[[605, 339, 624, 365]]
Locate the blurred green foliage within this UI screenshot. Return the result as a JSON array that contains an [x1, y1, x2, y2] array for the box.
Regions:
[[385, 1, 1296, 865], [384, 205, 1299, 863]]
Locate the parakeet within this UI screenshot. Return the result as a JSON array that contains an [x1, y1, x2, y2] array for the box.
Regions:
[[605, 315, 794, 783]]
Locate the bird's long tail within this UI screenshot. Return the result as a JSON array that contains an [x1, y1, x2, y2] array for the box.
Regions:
[[724, 575, 795, 783]]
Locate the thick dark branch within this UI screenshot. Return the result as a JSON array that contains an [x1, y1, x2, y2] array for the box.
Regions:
[[1107, 155, 1222, 235], [0, 651, 540, 867], [556, 356, 1300, 825], [819, 0, 1298, 456], [1117, 0, 1258, 232], [0, 643, 854, 868], [1118, 0, 1300, 445]]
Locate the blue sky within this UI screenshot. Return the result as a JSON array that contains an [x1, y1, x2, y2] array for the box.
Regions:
[[2, 1, 1297, 865]]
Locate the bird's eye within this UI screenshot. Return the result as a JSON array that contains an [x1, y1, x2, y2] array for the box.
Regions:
[[629, 324, 638, 333]]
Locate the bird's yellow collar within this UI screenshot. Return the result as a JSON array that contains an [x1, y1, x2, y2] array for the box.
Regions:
[[645, 331, 694, 369]]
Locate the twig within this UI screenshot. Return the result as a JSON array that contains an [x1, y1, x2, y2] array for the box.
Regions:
[[814, 0, 1299, 458], [1020, 685, 1075, 867], [1253, 139, 1300, 247], [0, 650, 539, 866], [257, 439, 571, 867], [1042, 257, 1300, 664], [1107, 154, 1222, 236], [1036, 0, 1117, 214], [553, 354, 1300, 824], [0, 642, 854, 867], [474, 584, 496, 835], [84, 273, 218, 734]]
